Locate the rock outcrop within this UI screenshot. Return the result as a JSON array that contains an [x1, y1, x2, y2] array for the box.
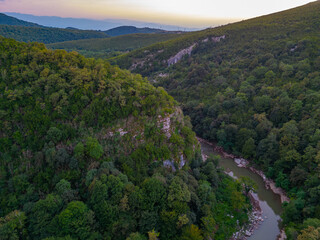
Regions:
[[167, 43, 196, 66]]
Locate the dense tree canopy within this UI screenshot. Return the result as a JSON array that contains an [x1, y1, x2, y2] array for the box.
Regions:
[[113, 2, 320, 238], [0, 37, 250, 239]]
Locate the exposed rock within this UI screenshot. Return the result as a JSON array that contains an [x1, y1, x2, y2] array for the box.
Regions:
[[167, 43, 196, 66], [118, 128, 128, 136], [163, 160, 176, 171], [179, 154, 186, 168], [158, 114, 172, 138], [158, 73, 169, 78], [130, 60, 145, 71], [212, 35, 226, 42], [277, 229, 287, 240], [290, 45, 298, 52]]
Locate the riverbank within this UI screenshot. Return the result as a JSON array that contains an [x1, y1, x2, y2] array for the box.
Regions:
[[202, 151, 263, 240], [198, 137, 288, 240], [197, 137, 289, 203]]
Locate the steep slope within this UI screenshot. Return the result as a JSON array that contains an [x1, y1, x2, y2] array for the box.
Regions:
[[0, 13, 42, 27], [0, 37, 250, 240], [104, 26, 169, 36], [113, 1, 320, 238], [47, 33, 185, 59]]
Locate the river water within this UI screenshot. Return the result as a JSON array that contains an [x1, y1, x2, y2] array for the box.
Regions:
[[200, 142, 283, 240]]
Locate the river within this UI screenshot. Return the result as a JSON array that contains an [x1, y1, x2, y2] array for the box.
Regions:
[[200, 142, 283, 240]]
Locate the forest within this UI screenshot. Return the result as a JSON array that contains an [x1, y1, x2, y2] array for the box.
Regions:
[[0, 36, 252, 240], [112, 1, 320, 239], [47, 33, 184, 59]]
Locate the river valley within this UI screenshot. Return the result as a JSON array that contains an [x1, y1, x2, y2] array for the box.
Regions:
[[200, 141, 284, 240]]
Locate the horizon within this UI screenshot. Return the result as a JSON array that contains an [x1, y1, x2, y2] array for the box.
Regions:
[[0, 0, 314, 28]]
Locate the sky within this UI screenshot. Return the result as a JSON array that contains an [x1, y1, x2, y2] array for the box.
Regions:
[[0, 0, 314, 27]]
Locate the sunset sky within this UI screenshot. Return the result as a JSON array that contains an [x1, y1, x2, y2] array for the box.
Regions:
[[0, 0, 313, 27]]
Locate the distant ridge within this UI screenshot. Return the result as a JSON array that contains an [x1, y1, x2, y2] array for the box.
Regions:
[[0, 13, 42, 27], [4, 12, 198, 31], [0, 13, 109, 44]]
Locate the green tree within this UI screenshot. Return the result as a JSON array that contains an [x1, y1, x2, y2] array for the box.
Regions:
[[86, 137, 103, 160], [0, 210, 27, 240], [127, 232, 147, 240], [58, 201, 95, 240], [239, 176, 257, 196], [242, 138, 256, 159], [297, 226, 320, 240], [180, 225, 203, 240]]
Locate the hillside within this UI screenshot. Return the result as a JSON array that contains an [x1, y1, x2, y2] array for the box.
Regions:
[[0, 36, 251, 240], [47, 33, 185, 58], [0, 13, 42, 27], [112, 1, 320, 238], [0, 24, 109, 44], [105, 26, 170, 36]]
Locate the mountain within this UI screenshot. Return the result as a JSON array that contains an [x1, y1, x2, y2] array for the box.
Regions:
[[0, 13, 110, 44], [47, 33, 185, 59], [0, 36, 251, 239], [112, 1, 320, 238], [105, 26, 170, 36], [4, 12, 197, 31], [0, 13, 42, 27], [0, 13, 181, 45]]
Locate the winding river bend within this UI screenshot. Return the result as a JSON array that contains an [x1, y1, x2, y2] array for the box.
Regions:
[[200, 142, 283, 240]]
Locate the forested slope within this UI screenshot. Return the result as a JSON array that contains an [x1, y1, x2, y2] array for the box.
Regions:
[[112, 1, 320, 238], [0, 24, 109, 44], [47, 33, 185, 59], [0, 37, 251, 240]]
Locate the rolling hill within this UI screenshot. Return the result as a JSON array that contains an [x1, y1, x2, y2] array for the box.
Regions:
[[0, 13, 110, 44], [112, 1, 320, 238], [104, 26, 172, 36], [47, 33, 185, 58]]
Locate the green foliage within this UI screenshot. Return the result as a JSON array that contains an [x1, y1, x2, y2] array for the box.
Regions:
[[58, 201, 95, 239], [86, 137, 104, 160], [180, 224, 203, 240], [127, 232, 147, 240], [239, 176, 257, 196], [0, 36, 250, 240], [0, 210, 27, 240], [112, 1, 320, 235], [47, 127, 63, 144]]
